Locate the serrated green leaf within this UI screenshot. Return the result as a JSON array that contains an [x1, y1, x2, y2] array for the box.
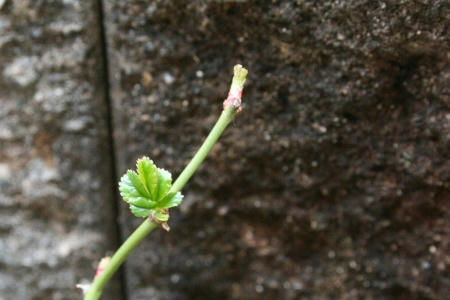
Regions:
[[130, 205, 151, 218], [119, 158, 184, 218], [159, 192, 183, 209], [118, 172, 140, 203], [129, 197, 158, 209], [127, 170, 151, 198], [136, 157, 158, 199], [119, 171, 155, 209], [155, 168, 172, 201]]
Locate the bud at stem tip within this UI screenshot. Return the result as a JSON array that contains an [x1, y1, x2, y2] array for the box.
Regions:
[[223, 64, 248, 110]]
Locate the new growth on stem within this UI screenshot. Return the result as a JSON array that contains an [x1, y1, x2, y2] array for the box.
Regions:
[[223, 64, 248, 111], [83, 64, 248, 300]]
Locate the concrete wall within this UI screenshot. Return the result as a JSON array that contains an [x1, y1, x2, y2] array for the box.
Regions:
[[0, 0, 121, 299], [1, 1, 448, 299]]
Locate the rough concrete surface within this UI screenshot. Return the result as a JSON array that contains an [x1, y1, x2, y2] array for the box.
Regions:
[[104, 0, 449, 299], [0, 0, 120, 299], [0, 0, 448, 299]]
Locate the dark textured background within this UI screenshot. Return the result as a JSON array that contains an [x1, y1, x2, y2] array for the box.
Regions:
[[1, 0, 449, 299]]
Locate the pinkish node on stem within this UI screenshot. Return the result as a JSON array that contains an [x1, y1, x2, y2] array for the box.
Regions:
[[223, 91, 243, 110], [223, 64, 248, 112], [94, 257, 111, 278]]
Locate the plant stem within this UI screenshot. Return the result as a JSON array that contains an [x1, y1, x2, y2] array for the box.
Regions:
[[170, 107, 236, 194], [85, 108, 236, 300], [84, 65, 247, 300], [84, 220, 157, 299]]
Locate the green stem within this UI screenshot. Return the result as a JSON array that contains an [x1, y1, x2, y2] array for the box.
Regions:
[[170, 106, 236, 194], [85, 107, 238, 300], [84, 220, 157, 299], [85, 64, 247, 300]]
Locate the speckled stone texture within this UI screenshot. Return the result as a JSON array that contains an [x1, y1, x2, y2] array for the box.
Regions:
[[104, 1, 449, 299], [0, 0, 120, 299]]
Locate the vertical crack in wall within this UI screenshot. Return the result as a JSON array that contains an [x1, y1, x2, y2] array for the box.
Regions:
[[96, 0, 128, 299]]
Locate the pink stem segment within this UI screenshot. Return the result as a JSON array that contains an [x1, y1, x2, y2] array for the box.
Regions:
[[223, 64, 248, 111]]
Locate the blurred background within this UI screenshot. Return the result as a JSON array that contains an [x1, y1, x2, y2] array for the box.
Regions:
[[0, 0, 448, 299]]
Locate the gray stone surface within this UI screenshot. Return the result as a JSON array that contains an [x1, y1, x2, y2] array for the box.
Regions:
[[104, 0, 449, 299], [0, 0, 120, 299], [0, 0, 448, 299]]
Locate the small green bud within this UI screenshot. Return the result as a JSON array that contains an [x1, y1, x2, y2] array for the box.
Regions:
[[231, 64, 248, 91], [223, 64, 248, 110], [154, 209, 169, 223]]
